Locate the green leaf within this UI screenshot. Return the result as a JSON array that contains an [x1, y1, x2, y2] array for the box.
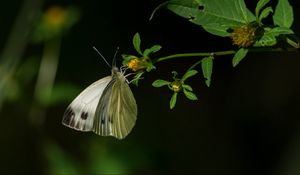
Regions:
[[133, 33, 143, 55], [273, 0, 293, 28], [170, 93, 177, 109], [152, 79, 170, 87], [201, 56, 213, 87], [255, 0, 270, 18], [166, 0, 256, 37], [269, 26, 294, 34], [182, 84, 193, 91], [181, 69, 198, 82], [254, 27, 294, 47], [183, 89, 198, 101], [143, 45, 162, 57], [132, 71, 144, 86], [202, 23, 232, 37], [286, 36, 300, 49], [146, 63, 156, 72], [122, 54, 135, 66], [232, 48, 249, 67], [258, 7, 273, 22]]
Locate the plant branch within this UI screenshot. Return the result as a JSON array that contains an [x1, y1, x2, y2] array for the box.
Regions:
[[286, 37, 300, 49], [188, 59, 202, 71], [155, 47, 299, 63]]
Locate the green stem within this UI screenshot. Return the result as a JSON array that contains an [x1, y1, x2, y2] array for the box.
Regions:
[[155, 51, 235, 62], [155, 47, 299, 63], [286, 37, 300, 49], [188, 59, 202, 71], [34, 37, 62, 103], [30, 37, 61, 126]]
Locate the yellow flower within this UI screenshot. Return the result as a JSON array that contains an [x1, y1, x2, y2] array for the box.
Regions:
[[44, 6, 66, 28], [231, 22, 262, 47], [127, 58, 141, 71]]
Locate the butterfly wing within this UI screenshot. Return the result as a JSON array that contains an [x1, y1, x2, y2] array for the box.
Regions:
[[93, 72, 137, 139], [62, 76, 112, 131]]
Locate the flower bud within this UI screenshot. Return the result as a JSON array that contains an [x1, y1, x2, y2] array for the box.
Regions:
[[231, 22, 263, 47], [170, 80, 182, 93]]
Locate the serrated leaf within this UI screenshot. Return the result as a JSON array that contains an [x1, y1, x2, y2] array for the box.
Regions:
[[143, 45, 162, 57], [182, 84, 193, 91], [152, 79, 170, 87], [181, 69, 198, 82], [133, 33, 143, 55], [255, 0, 270, 18], [166, 0, 256, 37], [254, 26, 294, 47], [201, 56, 213, 87], [273, 0, 293, 28], [258, 6, 273, 22], [183, 89, 198, 101], [170, 93, 177, 109], [232, 48, 248, 67]]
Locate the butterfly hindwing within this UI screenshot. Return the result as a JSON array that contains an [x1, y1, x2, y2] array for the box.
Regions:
[[93, 71, 137, 139], [62, 76, 112, 131]]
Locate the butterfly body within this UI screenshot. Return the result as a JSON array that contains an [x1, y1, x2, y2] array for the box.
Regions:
[[62, 66, 137, 139]]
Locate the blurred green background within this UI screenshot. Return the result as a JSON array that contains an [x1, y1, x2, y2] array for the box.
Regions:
[[1, 0, 300, 174]]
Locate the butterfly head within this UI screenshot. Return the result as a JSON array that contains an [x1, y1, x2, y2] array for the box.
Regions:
[[111, 66, 120, 74]]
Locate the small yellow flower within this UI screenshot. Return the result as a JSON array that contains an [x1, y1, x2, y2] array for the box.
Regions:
[[127, 57, 141, 71], [231, 22, 262, 47], [44, 6, 66, 27], [170, 80, 182, 93]]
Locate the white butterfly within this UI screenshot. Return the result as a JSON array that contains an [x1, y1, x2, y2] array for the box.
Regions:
[[62, 49, 137, 139]]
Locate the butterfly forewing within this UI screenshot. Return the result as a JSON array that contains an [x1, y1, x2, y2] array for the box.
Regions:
[[92, 79, 115, 136], [62, 76, 112, 131], [93, 71, 137, 139]]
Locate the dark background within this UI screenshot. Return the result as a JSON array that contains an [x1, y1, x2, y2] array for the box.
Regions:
[[1, 0, 300, 174]]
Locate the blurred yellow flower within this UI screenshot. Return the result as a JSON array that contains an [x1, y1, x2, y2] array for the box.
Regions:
[[32, 5, 80, 42], [44, 6, 66, 28]]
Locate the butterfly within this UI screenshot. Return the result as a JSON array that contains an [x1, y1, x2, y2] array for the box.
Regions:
[[62, 48, 137, 139]]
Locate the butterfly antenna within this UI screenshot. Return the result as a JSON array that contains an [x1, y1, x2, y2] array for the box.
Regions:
[[93, 46, 111, 68], [112, 47, 120, 67]]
